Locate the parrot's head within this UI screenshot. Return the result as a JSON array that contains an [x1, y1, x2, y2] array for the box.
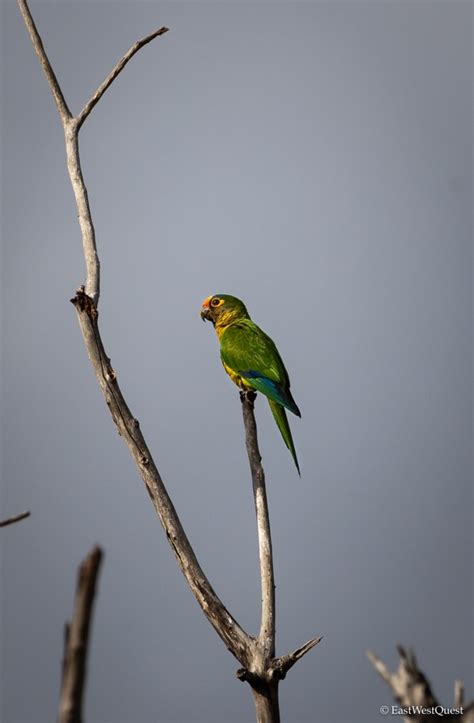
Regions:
[[200, 294, 249, 327]]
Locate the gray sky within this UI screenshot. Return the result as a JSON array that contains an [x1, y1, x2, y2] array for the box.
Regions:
[[1, 1, 472, 722]]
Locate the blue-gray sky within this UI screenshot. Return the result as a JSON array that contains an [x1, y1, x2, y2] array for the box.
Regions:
[[1, 2, 472, 722]]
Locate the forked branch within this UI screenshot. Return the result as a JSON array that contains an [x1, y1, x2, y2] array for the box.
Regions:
[[17, 1, 167, 305], [17, 3, 320, 720], [367, 646, 474, 723]]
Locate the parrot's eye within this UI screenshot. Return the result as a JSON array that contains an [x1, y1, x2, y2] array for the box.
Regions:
[[211, 297, 224, 308]]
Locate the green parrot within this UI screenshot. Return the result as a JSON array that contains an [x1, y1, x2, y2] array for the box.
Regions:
[[200, 294, 301, 475]]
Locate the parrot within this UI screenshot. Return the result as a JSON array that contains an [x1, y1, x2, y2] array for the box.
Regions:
[[200, 294, 301, 475]]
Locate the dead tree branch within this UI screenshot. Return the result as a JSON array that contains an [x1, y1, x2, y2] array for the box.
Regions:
[[17, 0, 166, 304], [271, 636, 323, 680], [238, 391, 321, 721], [17, 3, 320, 720], [240, 391, 275, 659], [77, 27, 169, 129], [239, 390, 278, 720], [0, 510, 31, 527], [367, 646, 474, 723], [58, 546, 103, 723], [69, 288, 253, 665], [16, 0, 71, 122]]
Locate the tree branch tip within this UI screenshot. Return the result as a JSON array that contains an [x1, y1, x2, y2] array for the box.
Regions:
[[396, 643, 407, 659], [89, 544, 103, 558], [0, 510, 31, 527], [270, 635, 323, 680], [366, 649, 385, 670], [79, 546, 103, 575], [292, 635, 323, 657], [366, 649, 395, 686]]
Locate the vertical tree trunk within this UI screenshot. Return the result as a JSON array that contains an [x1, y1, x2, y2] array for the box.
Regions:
[[251, 682, 280, 723]]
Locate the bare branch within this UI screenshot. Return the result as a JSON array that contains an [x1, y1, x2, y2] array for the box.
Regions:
[[63, 121, 100, 304], [77, 26, 169, 128], [70, 289, 254, 667], [58, 546, 103, 723], [16, 5, 167, 304], [0, 510, 31, 527], [366, 649, 392, 685], [272, 636, 323, 680], [367, 646, 474, 723], [367, 645, 438, 712], [16, 0, 71, 122], [238, 391, 321, 720], [18, 0, 252, 671], [240, 391, 275, 660], [16, 0, 99, 301]]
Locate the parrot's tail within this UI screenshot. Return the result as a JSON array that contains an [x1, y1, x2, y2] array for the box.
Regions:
[[268, 399, 301, 476]]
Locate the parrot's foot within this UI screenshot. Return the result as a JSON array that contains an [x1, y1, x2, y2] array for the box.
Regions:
[[239, 389, 257, 404]]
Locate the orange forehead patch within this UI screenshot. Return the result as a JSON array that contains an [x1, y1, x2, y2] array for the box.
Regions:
[[201, 295, 213, 308]]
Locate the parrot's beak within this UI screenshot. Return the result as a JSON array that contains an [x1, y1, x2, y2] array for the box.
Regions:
[[200, 306, 211, 322], [200, 295, 212, 322]]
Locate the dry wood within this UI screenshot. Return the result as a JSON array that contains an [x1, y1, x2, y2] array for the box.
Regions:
[[77, 27, 169, 128], [0, 511, 31, 527], [58, 546, 103, 723], [367, 646, 474, 723], [16, 0, 71, 122], [240, 391, 275, 659], [16, 3, 320, 720], [238, 391, 321, 722], [70, 288, 253, 666]]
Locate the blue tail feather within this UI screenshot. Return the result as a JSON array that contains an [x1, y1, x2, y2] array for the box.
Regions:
[[240, 370, 301, 417]]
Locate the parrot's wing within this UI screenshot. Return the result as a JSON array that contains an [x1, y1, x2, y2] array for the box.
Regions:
[[220, 320, 300, 417]]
